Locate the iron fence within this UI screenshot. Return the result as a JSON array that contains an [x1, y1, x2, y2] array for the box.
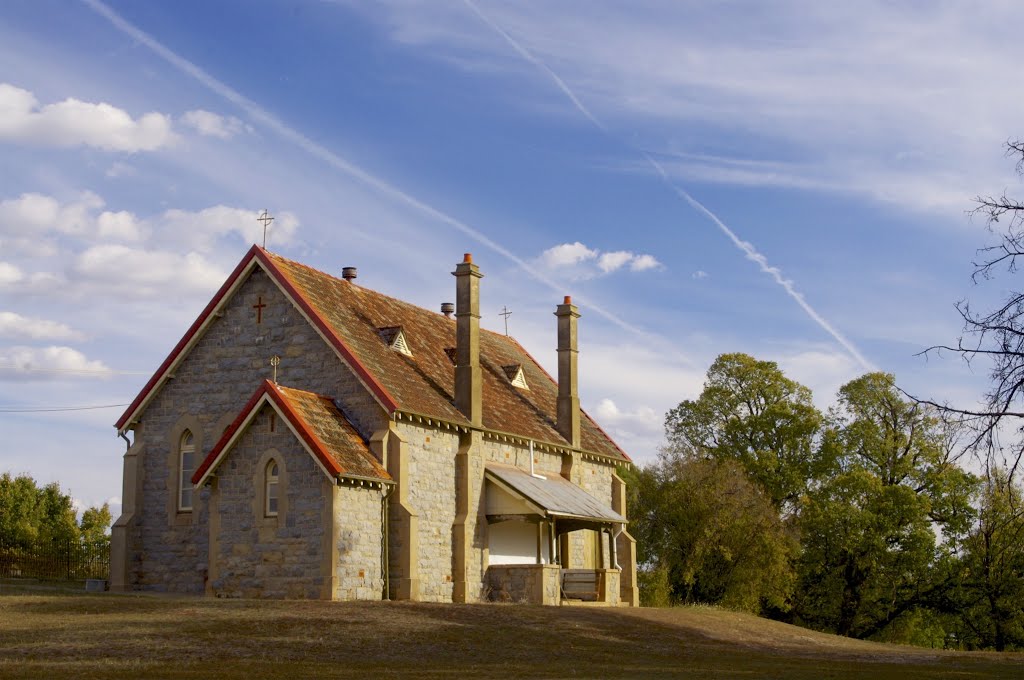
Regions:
[[0, 537, 109, 581]]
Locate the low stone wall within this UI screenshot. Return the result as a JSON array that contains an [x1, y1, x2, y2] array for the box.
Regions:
[[600, 568, 621, 606], [486, 564, 560, 605]]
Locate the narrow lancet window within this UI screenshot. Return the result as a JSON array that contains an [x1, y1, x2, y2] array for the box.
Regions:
[[265, 460, 279, 517], [179, 430, 195, 511]]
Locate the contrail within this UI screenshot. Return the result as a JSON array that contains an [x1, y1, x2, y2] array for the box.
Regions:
[[463, 0, 873, 371], [80, 0, 680, 355]]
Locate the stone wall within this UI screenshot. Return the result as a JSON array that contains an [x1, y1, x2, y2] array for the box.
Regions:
[[123, 267, 387, 593], [394, 422, 460, 602], [335, 483, 385, 600], [486, 564, 560, 605], [208, 406, 330, 599]]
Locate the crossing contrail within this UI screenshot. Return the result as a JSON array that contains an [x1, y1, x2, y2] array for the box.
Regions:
[[463, 0, 873, 371], [81, 0, 686, 358]]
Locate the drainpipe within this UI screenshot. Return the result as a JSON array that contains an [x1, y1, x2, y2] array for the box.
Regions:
[[118, 431, 131, 453], [611, 526, 623, 570], [381, 483, 394, 600]]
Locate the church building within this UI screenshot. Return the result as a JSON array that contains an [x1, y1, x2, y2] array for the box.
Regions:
[[110, 245, 638, 605]]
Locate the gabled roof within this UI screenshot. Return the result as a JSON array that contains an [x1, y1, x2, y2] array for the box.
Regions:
[[193, 380, 391, 486], [118, 246, 629, 462]]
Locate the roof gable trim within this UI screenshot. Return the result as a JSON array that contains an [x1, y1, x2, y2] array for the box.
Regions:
[[116, 245, 401, 433], [193, 380, 345, 487]]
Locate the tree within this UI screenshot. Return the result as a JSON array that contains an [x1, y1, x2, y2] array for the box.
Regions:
[[631, 457, 795, 613], [796, 373, 978, 638], [920, 139, 1024, 477], [0, 473, 110, 549], [953, 469, 1024, 650], [664, 353, 825, 512]]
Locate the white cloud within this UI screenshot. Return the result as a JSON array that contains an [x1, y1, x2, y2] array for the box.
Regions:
[[594, 398, 661, 433], [540, 241, 597, 268], [0, 312, 83, 341], [0, 83, 175, 152], [356, 1, 1024, 217], [597, 250, 633, 273], [157, 205, 300, 251], [96, 210, 145, 241], [0, 192, 106, 254], [72, 245, 227, 295], [180, 109, 246, 139], [0, 192, 298, 256], [0, 262, 23, 285], [630, 254, 661, 271], [0, 345, 111, 380], [105, 161, 136, 178], [538, 241, 661, 279], [692, 270, 708, 280]]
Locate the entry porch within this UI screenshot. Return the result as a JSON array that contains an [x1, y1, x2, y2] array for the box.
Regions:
[[483, 463, 625, 606]]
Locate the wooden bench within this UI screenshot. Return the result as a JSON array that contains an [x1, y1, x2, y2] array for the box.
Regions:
[[561, 569, 601, 602]]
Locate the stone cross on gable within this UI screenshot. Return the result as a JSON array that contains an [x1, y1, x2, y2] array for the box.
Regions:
[[270, 355, 281, 383]]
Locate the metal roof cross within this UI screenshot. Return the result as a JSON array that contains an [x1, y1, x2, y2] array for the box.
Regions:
[[499, 306, 512, 336], [257, 209, 274, 248]]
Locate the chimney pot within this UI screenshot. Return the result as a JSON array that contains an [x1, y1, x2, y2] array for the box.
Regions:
[[463, 253, 473, 263], [441, 302, 455, 318], [563, 295, 572, 304], [342, 266, 357, 282]]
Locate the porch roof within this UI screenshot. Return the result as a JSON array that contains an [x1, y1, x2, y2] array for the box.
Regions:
[[484, 462, 625, 525]]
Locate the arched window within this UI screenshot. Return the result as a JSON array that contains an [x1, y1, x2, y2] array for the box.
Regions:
[[179, 430, 195, 511], [265, 460, 279, 517]]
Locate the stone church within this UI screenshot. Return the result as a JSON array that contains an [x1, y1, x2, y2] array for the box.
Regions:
[[110, 245, 638, 605]]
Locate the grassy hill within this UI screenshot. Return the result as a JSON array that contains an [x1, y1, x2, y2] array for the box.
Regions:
[[0, 589, 1021, 678]]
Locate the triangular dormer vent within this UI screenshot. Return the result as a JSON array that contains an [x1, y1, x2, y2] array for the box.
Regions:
[[379, 326, 412, 357], [502, 364, 529, 390]]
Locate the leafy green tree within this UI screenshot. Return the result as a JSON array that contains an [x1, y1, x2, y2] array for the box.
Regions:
[[0, 473, 111, 549], [80, 503, 112, 558], [664, 353, 824, 511], [631, 457, 795, 613], [952, 470, 1024, 650], [796, 373, 978, 638]]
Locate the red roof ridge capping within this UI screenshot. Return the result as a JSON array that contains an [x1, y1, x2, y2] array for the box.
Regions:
[[503, 335, 631, 462], [192, 378, 276, 484], [115, 245, 403, 432], [192, 380, 391, 485], [255, 249, 401, 413], [115, 244, 264, 430]]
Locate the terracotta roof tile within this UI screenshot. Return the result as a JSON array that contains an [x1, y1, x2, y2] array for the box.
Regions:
[[193, 380, 391, 485], [265, 251, 628, 461]]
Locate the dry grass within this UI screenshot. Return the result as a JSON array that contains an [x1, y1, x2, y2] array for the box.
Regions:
[[0, 587, 1021, 679]]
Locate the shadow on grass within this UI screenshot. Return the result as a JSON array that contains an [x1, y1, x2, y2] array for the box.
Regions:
[[1, 594, 1022, 679]]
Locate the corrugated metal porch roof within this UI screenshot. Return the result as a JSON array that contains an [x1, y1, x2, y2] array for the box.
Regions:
[[485, 462, 624, 524]]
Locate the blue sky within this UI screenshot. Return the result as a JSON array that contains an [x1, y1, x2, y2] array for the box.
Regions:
[[2, 0, 1022, 516]]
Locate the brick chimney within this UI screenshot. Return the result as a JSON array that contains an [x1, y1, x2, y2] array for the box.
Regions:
[[453, 253, 483, 426], [555, 295, 581, 447]]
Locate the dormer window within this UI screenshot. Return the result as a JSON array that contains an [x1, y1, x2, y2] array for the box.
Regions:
[[502, 364, 529, 390], [379, 326, 412, 357]]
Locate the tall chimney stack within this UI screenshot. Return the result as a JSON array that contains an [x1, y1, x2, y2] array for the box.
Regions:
[[453, 253, 483, 426], [555, 295, 581, 448]]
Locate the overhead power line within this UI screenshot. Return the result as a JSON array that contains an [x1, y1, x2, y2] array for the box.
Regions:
[[0, 403, 130, 413], [0, 364, 148, 376]]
